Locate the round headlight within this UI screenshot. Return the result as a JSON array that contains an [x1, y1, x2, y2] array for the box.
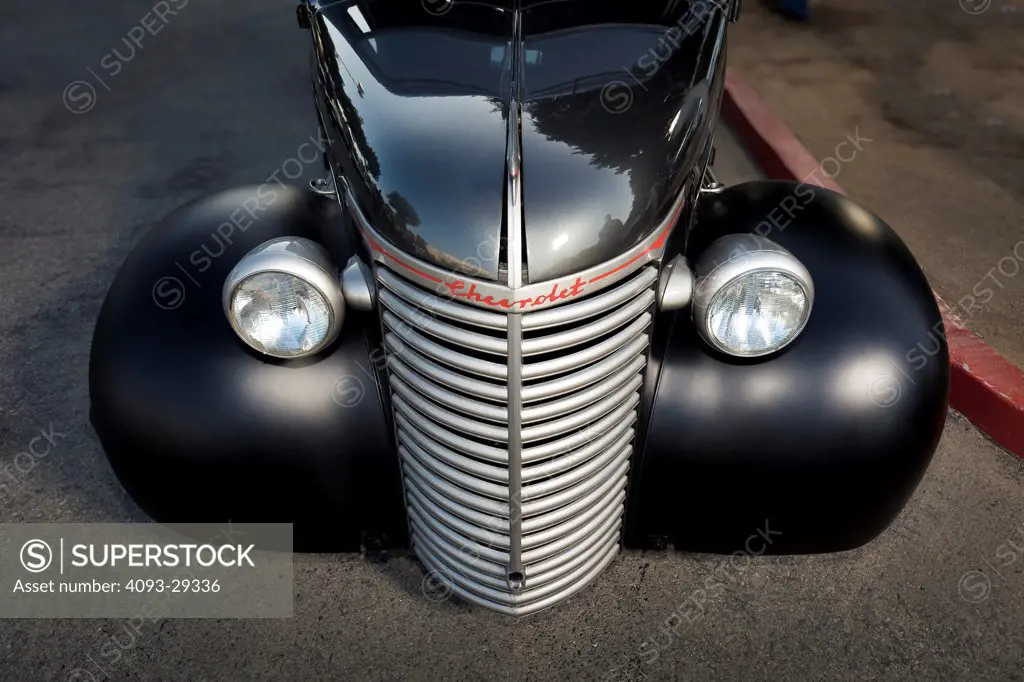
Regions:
[[692, 235, 813, 357], [223, 238, 345, 358]]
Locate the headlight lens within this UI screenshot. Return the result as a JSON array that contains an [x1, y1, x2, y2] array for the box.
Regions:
[[223, 237, 345, 359], [705, 271, 810, 356], [692, 235, 813, 357], [230, 272, 333, 357]]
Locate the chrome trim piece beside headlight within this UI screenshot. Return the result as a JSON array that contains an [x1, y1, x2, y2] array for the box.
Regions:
[[691, 235, 814, 357], [657, 254, 694, 312], [223, 237, 345, 358], [341, 256, 377, 312]]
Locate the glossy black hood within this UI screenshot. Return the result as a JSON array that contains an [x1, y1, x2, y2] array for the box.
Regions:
[[311, 0, 727, 282]]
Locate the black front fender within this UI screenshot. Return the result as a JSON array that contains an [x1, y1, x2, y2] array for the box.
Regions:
[[627, 180, 949, 553], [90, 186, 405, 551]]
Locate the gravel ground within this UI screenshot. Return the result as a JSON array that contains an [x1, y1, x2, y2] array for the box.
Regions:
[[1, 2, 1023, 680]]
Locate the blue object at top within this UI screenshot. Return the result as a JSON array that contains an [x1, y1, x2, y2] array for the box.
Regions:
[[779, 0, 810, 19]]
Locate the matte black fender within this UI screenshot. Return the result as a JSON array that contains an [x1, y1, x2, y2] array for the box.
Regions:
[[626, 180, 949, 553], [89, 186, 406, 551]]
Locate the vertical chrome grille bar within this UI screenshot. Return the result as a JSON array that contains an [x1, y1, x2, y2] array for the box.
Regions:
[[506, 314, 524, 588], [504, 5, 526, 591]]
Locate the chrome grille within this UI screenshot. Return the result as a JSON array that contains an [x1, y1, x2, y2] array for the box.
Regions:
[[377, 265, 657, 616]]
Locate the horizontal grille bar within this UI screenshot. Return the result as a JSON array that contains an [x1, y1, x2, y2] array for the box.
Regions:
[[523, 470, 629, 535], [386, 334, 507, 402], [405, 468, 509, 534], [527, 521, 622, 587], [408, 503, 510, 565], [388, 353, 507, 422], [381, 289, 507, 356], [378, 267, 507, 330], [383, 310, 507, 380], [521, 336, 648, 403], [408, 485, 511, 550], [523, 394, 640, 463], [522, 443, 632, 509], [392, 376, 508, 442], [521, 490, 626, 565], [521, 354, 644, 423], [395, 402, 508, 465], [522, 289, 654, 356], [522, 267, 658, 330], [522, 422, 634, 482], [401, 450, 508, 517], [522, 314, 651, 380], [523, 458, 631, 519], [521, 375, 643, 442], [399, 438, 508, 499]]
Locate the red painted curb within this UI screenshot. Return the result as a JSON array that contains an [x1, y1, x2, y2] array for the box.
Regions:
[[722, 69, 1024, 458]]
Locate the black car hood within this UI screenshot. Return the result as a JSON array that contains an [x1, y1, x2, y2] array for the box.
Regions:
[[313, 0, 726, 282]]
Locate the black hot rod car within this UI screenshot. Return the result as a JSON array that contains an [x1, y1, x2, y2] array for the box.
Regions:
[[89, 0, 949, 615]]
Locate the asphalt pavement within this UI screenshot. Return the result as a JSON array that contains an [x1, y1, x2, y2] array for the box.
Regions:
[[1, 2, 1023, 680], [729, 0, 1024, 369]]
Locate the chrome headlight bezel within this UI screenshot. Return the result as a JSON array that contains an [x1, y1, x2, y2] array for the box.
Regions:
[[222, 237, 345, 358], [691, 235, 814, 358]]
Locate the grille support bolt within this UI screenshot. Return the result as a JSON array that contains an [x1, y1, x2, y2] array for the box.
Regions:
[[507, 570, 526, 592]]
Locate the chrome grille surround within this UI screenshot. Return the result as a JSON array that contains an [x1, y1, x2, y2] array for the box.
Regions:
[[377, 263, 658, 616]]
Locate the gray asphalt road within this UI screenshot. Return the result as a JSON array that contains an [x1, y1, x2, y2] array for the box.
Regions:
[[730, 0, 1024, 369], [2, 2, 1024, 681]]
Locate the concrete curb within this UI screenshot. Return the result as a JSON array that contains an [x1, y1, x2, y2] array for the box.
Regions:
[[722, 69, 1024, 458]]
